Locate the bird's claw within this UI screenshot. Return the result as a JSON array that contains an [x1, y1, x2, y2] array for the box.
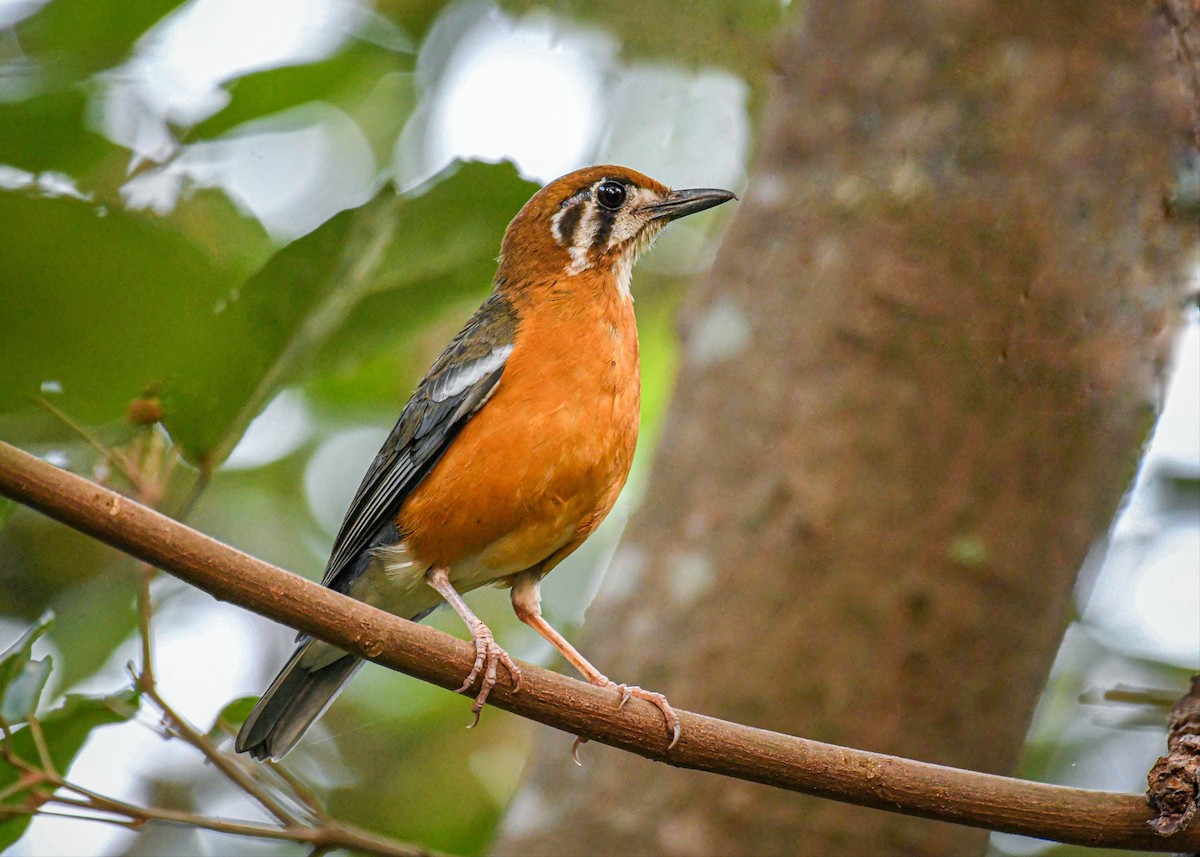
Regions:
[[570, 682, 680, 763], [568, 683, 680, 764], [456, 626, 521, 727], [608, 682, 681, 750]]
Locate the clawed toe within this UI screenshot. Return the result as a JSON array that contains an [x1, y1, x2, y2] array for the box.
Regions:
[[571, 682, 681, 763], [607, 682, 681, 749], [456, 627, 521, 727]]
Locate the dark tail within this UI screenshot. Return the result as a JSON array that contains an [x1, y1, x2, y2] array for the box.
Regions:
[[235, 643, 362, 761]]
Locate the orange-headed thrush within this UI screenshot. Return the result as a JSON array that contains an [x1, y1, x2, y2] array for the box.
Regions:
[[236, 165, 735, 760]]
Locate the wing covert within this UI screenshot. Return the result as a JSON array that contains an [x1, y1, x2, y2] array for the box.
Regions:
[[319, 292, 519, 592]]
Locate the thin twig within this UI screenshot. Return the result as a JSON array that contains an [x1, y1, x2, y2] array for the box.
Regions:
[[263, 760, 331, 824], [24, 719, 58, 780], [0, 766, 434, 856], [0, 795, 433, 854], [0, 770, 47, 803], [0, 722, 42, 777], [31, 396, 142, 491], [135, 567, 156, 691], [120, 440, 327, 834], [139, 684, 300, 827], [12, 807, 141, 829]]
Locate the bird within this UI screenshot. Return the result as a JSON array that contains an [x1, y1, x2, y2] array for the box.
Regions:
[[235, 165, 735, 761]]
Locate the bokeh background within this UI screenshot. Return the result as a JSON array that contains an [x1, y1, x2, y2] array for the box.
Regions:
[[0, 1, 1195, 855]]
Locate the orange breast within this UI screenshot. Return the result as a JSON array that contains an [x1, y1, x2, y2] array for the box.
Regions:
[[396, 276, 640, 577]]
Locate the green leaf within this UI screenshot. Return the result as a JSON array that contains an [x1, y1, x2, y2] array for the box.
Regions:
[[0, 658, 52, 725], [0, 88, 127, 179], [190, 40, 414, 142], [311, 160, 539, 380], [0, 613, 53, 710], [49, 568, 140, 691], [0, 497, 15, 533], [206, 695, 258, 741], [0, 689, 138, 851], [13, 0, 189, 91], [161, 160, 537, 465], [0, 188, 243, 426]]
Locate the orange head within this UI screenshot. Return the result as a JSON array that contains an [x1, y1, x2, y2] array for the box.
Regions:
[[497, 165, 734, 295]]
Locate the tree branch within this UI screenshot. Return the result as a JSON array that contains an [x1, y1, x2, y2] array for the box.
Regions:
[[0, 439, 1194, 851]]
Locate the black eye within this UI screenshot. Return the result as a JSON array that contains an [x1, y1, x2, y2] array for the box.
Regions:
[[595, 180, 626, 211]]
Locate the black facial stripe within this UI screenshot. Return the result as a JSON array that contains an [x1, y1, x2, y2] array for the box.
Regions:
[[592, 206, 617, 249], [557, 202, 584, 246]]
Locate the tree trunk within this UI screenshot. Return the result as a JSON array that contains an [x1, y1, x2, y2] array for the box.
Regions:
[[496, 2, 1193, 855]]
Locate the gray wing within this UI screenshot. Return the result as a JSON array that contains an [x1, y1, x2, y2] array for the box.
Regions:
[[320, 291, 519, 593]]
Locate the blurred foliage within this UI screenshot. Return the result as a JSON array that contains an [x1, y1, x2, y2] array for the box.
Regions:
[[0, 613, 54, 727], [0, 0, 761, 854], [190, 40, 414, 143], [0, 615, 138, 849], [500, 0, 783, 80], [161, 160, 536, 466], [11, 0, 189, 89], [0, 87, 127, 178], [0, 190, 247, 425], [0, 687, 139, 850]]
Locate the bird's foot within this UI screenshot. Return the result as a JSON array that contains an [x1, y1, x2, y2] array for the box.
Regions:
[[571, 680, 680, 761], [610, 682, 681, 749], [457, 624, 521, 728]]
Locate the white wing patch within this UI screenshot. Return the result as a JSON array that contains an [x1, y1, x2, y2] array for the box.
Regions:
[[430, 344, 514, 403]]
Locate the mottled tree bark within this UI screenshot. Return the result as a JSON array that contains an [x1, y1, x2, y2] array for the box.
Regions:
[[496, 2, 1193, 856]]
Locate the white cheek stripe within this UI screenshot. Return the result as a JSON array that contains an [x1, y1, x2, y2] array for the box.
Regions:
[[566, 202, 598, 274], [567, 246, 593, 274], [551, 191, 590, 245], [552, 183, 668, 282], [613, 253, 634, 301]]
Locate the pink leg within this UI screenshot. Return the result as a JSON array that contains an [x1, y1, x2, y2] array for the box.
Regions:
[[427, 567, 522, 726], [511, 572, 680, 751]]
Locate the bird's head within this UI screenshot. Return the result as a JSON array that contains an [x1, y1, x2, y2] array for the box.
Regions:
[[498, 165, 735, 297]]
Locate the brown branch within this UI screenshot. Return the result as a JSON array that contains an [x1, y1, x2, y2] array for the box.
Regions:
[[1147, 676, 1200, 835], [0, 439, 1196, 851]]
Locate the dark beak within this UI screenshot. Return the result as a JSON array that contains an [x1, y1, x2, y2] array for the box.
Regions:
[[642, 187, 736, 221]]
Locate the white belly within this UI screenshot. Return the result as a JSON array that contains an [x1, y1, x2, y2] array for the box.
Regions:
[[351, 539, 532, 618], [302, 537, 542, 672]]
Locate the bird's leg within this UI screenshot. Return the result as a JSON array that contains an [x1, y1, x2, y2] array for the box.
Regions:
[[510, 572, 680, 751], [426, 567, 521, 726]]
